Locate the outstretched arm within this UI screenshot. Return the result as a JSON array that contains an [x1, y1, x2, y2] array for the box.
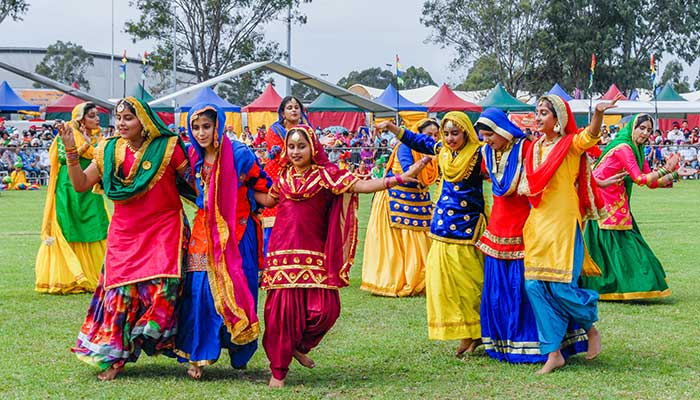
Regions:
[[351, 157, 429, 193], [376, 121, 437, 155]]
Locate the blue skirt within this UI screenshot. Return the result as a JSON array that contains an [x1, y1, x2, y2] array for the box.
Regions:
[[481, 255, 587, 363], [176, 217, 261, 367]]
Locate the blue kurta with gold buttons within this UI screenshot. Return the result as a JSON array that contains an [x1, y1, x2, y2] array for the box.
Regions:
[[385, 143, 433, 230], [397, 128, 484, 244]]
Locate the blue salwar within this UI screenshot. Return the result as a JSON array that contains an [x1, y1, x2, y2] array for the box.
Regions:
[[524, 227, 599, 354]]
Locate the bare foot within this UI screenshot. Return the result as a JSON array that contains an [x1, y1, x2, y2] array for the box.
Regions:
[[187, 365, 203, 380], [269, 376, 285, 388], [97, 365, 123, 381], [586, 326, 601, 360], [535, 351, 565, 375], [293, 350, 315, 368], [456, 338, 472, 357], [466, 338, 483, 353]]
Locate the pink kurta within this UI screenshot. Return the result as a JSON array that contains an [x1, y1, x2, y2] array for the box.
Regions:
[[103, 145, 188, 289], [593, 144, 666, 230]]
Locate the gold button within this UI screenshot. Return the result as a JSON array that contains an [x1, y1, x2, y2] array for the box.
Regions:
[[421, 207, 427, 212], [460, 200, 468, 207], [466, 228, 473, 234], [394, 204, 400, 209], [442, 196, 449, 201], [400, 194, 406, 199], [454, 185, 460, 191], [422, 221, 428, 226], [397, 218, 403, 224], [306, 257, 312, 264], [464, 215, 470, 221], [403, 205, 409, 211], [447, 210, 454, 216], [293, 257, 300, 263], [412, 221, 418, 226], [411, 194, 416, 199], [437, 209, 443, 215], [403, 219, 410, 224], [437, 220, 444, 226], [449, 224, 456, 230]]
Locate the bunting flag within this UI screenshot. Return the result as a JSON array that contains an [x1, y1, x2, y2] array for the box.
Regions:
[[588, 53, 596, 90], [141, 51, 149, 80], [396, 54, 405, 87], [119, 50, 127, 80], [650, 54, 657, 89]]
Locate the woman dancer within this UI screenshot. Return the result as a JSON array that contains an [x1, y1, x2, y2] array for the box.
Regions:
[[255, 125, 428, 388], [261, 96, 310, 253], [35, 103, 109, 294], [581, 114, 695, 300], [64, 97, 195, 380], [361, 118, 439, 297], [175, 103, 267, 379], [520, 94, 620, 374], [476, 108, 587, 363], [377, 111, 485, 356]]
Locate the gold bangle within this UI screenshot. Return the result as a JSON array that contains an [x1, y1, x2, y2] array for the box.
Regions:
[[64, 146, 77, 153]]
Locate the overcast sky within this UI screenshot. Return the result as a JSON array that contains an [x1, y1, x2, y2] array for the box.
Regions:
[[1, 0, 697, 92]]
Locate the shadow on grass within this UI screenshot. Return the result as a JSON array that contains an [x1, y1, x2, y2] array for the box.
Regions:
[[117, 363, 270, 384]]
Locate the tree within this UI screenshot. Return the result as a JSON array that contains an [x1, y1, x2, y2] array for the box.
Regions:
[[337, 67, 394, 89], [0, 0, 29, 25], [125, 0, 310, 105], [400, 66, 436, 89], [291, 82, 320, 102], [661, 60, 690, 93], [530, 0, 700, 95], [34, 41, 94, 90], [421, 0, 543, 95], [455, 55, 499, 91]]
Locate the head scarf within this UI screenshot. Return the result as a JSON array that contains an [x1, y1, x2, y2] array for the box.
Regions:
[[386, 117, 439, 186], [101, 97, 193, 201], [67, 102, 102, 159], [185, 102, 259, 344], [477, 108, 525, 196], [438, 111, 482, 182], [279, 125, 359, 289], [597, 113, 650, 195], [523, 94, 604, 221], [270, 96, 310, 142]]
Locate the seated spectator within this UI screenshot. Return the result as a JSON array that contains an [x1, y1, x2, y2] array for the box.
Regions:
[[667, 122, 685, 144], [355, 160, 371, 180], [371, 156, 387, 179], [328, 146, 342, 164]]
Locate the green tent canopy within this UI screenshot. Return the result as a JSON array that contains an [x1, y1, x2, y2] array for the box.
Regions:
[[479, 83, 534, 112], [307, 93, 364, 112], [656, 82, 687, 101], [130, 84, 174, 112]]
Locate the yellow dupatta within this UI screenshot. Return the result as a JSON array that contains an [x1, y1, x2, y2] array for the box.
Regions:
[[386, 117, 440, 187], [437, 111, 482, 183]]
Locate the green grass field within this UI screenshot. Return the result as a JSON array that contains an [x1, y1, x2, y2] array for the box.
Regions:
[[1, 184, 699, 399]]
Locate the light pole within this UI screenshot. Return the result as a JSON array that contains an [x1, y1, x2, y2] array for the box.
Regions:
[[286, 5, 292, 96], [110, 0, 114, 98]]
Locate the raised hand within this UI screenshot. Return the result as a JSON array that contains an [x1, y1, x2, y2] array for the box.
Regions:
[[664, 153, 681, 171], [595, 93, 623, 113], [57, 122, 77, 148]]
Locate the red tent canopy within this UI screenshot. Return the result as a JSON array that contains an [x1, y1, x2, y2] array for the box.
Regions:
[[45, 93, 110, 113], [242, 83, 283, 112], [598, 84, 628, 101], [423, 84, 482, 112]]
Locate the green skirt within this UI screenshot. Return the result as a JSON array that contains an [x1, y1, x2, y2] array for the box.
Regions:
[[55, 161, 109, 243], [581, 218, 669, 301]]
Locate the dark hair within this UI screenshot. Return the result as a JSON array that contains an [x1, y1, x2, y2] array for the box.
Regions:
[[197, 109, 218, 123], [474, 122, 492, 133], [418, 119, 439, 133], [538, 98, 556, 116], [278, 96, 306, 116], [634, 114, 653, 129], [82, 102, 98, 117], [116, 99, 136, 114]]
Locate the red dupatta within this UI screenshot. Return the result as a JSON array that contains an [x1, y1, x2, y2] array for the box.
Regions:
[[187, 104, 259, 345], [278, 125, 360, 288], [524, 95, 605, 220]]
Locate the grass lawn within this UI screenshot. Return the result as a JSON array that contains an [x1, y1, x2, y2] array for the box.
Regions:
[[1, 183, 699, 399]]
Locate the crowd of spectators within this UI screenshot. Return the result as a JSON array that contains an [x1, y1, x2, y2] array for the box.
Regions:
[[4, 118, 700, 186]]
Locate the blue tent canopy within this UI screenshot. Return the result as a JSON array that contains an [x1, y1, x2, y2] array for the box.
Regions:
[[547, 83, 573, 101], [374, 84, 428, 112], [0, 81, 40, 112], [177, 86, 241, 112]]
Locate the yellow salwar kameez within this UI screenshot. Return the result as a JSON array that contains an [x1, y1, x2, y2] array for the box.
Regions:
[[361, 135, 438, 297], [35, 103, 109, 294], [394, 112, 485, 341]]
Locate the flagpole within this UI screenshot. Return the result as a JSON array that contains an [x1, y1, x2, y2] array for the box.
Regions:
[[588, 53, 596, 125]]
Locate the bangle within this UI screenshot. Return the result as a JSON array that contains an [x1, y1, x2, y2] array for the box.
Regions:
[[673, 171, 680, 180], [64, 146, 77, 153], [395, 174, 405, 185], [383, 177, 390, 189], [66, 158, 80, 167], [657, 167, 668, 176]]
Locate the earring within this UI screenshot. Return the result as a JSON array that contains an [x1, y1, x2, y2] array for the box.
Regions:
[[141, 130, 149, 139], [553, 123, 561, 134]]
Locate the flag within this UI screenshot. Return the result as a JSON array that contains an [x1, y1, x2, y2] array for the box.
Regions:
[[650, 54, 657, 89], [141, 51, 149, 80], [396, 54, 405, 87], [588, 53, 596, 90], [119, 50, 127, 80]]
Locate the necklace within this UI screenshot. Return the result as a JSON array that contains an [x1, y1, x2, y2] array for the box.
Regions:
[[125, 139, 143, 153]]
